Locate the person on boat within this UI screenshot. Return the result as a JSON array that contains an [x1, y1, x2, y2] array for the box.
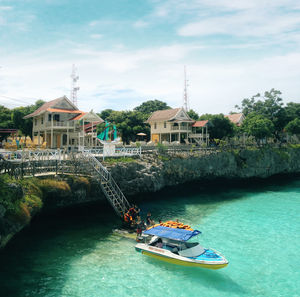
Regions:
[[156, 238, 163, 248]]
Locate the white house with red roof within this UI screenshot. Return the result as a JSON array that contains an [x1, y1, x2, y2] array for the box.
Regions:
[[24, 96, 103, 149]]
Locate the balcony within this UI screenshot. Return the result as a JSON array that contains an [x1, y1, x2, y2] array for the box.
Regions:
[[45, 121, 75, 128]]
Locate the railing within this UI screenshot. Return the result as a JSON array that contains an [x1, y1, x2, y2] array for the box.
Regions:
[[171, 126, 192, 131], [45, 121, 75, 127], [189, 133, 210, 138], [81, 151, 131, 216]]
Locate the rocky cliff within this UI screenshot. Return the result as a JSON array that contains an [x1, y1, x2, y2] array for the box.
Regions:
[[109, 146, 300, 196], [1, 146, 300, 248]]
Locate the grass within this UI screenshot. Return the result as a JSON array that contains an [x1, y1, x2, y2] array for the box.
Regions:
[[104, 157, 136, 164]]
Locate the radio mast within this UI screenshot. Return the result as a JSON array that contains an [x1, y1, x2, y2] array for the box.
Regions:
[[70, 64, 80, 106], [183, 65, 189, 111]]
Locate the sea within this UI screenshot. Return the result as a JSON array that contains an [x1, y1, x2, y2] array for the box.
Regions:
[[0, 175, 299, 297]]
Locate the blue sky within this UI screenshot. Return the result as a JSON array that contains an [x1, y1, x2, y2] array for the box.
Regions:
[[0, 0, 300, 114]]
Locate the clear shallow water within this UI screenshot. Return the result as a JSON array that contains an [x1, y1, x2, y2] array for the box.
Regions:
[[0, 177, 299, 297]]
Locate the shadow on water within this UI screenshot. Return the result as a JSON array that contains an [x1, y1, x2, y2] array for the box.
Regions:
[[131, 173, 300, 220], [144, 257, 247, 295], [0, 200, 121, 297]]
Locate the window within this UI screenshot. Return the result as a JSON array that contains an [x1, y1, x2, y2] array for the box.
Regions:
[[71, 139, 75, 145], [164, 122, 166, 128], [154, 123, 157, 129], [41, 117, 44, 125], [54, 114, 60, 121], [48, 114, 52, 121]]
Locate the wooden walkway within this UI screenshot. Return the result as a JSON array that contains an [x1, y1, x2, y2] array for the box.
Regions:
[[0, 150, 131, 218]]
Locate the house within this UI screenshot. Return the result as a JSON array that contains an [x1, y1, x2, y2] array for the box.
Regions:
[[225, 113, 245, 126], [24, 96, 103, 149], [146, 108, 194, 143], [190, 120, 212, 146]]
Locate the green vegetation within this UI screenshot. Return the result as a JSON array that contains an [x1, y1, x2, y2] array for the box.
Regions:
[[241, 114, 275, 143], [1, 89, 299, 145], [0, 100, 45, 141], [133, 99, 170, 115], [285, 118, 300, 135], [104, 157, 136, 164], [199, 114, 235, 139], [235, 89, 300, 141], [187, 109, 199, 120]]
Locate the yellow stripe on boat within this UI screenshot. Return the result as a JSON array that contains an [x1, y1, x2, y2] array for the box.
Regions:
[[142, 251, 228, 270]]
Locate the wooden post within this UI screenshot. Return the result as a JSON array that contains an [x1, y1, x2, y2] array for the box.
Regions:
[[67, 121, 69, 150], [51, 114, 53, 148]]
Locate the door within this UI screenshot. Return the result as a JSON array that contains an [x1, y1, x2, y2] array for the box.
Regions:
[[56, 134, 61, 148]]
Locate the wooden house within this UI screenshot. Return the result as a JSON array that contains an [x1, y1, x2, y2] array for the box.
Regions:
[[24, 96, 103, 149]]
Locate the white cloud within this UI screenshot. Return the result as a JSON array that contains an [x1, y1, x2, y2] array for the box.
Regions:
[[0, 42, 299, 114], [90, 34, 103, 39], [0, 6, 13, 11], [178, 12, 300, 37], [133, 20, 149, 28]]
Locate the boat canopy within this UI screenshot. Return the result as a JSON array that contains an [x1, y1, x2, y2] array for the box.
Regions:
[[143, 226, 201, 242]]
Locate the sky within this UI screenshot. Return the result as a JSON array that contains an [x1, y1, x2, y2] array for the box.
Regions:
[[0, 0, 300, 115]]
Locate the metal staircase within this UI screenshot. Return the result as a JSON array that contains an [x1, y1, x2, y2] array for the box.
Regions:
[[80, 151, 131, 218]]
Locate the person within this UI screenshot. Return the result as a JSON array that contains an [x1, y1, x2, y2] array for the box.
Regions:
[[156, 238, 163, 248], [136, 216, 143, 236], [146, 212, 154, 226], [129, 206, 136, 220], [134, 205, 140, 217]]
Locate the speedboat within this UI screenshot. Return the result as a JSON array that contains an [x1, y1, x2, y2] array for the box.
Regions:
[[135, 225, 228, 269]]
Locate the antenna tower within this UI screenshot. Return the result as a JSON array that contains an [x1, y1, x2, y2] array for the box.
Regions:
[[183, 65, 189, 111], [70, 64, 80, 106]]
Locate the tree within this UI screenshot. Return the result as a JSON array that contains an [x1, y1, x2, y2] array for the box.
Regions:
[[285, 118, 300, 135], [134, 100, 170, 115], [0, 105, 13, 129], [235, 89, 288, 138], [12, 100, 45, 136], [187, 109, 199, 120], [241, 113, 274, 142], [199, 113, 235, 139], [285, 102, 300, 122], [97, 109, 114, 120]]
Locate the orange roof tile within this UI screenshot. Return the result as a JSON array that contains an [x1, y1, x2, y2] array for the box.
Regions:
[[69, 112, 86, 121], [225, 113, 244, 125], [47, 108, 84, 114], [192, 120, 209, 127], [147, 108, 181, 122]]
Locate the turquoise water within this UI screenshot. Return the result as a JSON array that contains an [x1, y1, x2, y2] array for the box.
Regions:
[[0, 177, 299, 297]]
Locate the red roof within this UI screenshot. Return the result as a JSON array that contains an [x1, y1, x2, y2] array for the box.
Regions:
[[192, 120, 208, 127], [84, 121, 102, 132]]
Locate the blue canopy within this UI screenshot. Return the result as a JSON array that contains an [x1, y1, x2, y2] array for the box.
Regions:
[[143, 226, 201, 242]]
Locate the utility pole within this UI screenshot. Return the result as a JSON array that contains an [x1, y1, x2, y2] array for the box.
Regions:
[[183, 65, 189, 111], [70, 64, 80, 106]]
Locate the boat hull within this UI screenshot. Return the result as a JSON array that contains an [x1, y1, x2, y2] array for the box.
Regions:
[[136, 244, 228, 270]]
